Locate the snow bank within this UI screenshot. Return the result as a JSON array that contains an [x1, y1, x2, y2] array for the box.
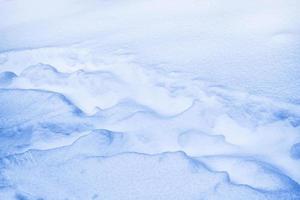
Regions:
[[1, 149, 298, 200]]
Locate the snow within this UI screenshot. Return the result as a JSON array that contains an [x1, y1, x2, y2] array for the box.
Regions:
[[291, 143, 300, 159], [0, 149, 297, 200], [0, 0, 300, 199]]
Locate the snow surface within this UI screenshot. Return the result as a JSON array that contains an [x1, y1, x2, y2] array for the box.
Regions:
[[0, 0, 300, 199]]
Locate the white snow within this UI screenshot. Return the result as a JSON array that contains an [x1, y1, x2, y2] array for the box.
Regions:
[[0, 0, 300, 199]]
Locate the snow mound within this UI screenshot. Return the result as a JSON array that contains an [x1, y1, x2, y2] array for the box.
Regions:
[[1, 149, 298, 200], [0, 88, 84, 128], [0, 89, 91, 156], [198, 156, 300, 192]]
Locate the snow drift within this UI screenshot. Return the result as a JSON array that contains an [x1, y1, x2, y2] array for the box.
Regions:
[[0, 0, 300, 199]]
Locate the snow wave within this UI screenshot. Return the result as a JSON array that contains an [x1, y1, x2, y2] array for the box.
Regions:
[[1, 0, 300, 199], [0, 82, 299, 199]]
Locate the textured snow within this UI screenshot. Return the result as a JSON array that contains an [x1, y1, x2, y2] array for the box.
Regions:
[[0, 0, 300, 199]]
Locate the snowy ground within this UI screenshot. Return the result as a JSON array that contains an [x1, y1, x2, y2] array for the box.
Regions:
[[0, 0, 300, 199]]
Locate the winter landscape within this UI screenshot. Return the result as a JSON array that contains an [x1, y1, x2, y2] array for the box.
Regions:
[[0, 0, 300, 199]]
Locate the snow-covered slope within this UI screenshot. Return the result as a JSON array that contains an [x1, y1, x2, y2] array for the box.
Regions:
[[0, 0, 300, 199]]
